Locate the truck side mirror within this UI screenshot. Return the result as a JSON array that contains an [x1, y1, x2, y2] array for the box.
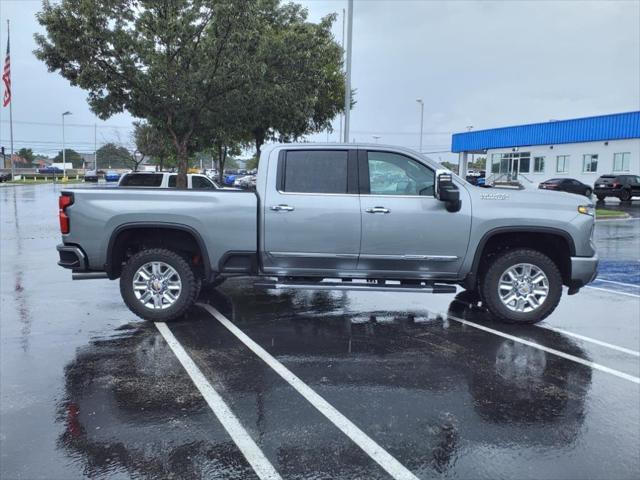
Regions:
[[437, 173, 462, 212]]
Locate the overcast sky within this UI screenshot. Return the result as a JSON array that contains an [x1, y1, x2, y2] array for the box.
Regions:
[[1, 0, 639, 162]]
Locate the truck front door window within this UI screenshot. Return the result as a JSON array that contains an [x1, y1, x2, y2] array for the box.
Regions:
[[367, 152, 434, 196]]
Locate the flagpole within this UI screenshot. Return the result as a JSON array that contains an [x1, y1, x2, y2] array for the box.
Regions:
[[6, 20, 14, 180]]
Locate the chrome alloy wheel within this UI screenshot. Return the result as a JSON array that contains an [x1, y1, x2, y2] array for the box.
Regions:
[[498, 263, 549, 313], [133, 261, 182, 310]]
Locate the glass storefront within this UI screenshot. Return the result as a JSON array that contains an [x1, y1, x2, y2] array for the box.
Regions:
[[490, 152, 531, 178]]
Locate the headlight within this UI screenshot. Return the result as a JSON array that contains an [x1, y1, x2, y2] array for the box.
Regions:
[[578, 204, 595, 216]]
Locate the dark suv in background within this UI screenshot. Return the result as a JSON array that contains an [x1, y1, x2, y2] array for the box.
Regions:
[[594, 174, 640, 202]]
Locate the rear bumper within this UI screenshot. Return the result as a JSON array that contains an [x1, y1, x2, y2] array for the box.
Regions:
[[57, 244, 87, 270], [594, 188, 622, 196], [570, 254, 599, 288]]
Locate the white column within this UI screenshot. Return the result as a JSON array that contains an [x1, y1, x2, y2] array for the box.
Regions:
[[458, 152, 468, 177]]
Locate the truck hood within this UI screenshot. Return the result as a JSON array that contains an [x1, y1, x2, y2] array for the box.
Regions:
[[466, 185, 591, 210]]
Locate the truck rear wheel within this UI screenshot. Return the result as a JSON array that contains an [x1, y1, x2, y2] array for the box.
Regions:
[[120, 248, 199, 322], [481, 248, 562, 324]]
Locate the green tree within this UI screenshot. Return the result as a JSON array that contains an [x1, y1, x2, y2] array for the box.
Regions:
[[440, 161, 458, 173], [245, 155, 259, 171], [210, 140, 242, 183], [97, 143, 131, 169], [35, 0, 268, 188], [53, 149, 83, 168], [17, 148, 35, 164], [470, 156, 486, 170], [133, 122, 175, 171], [239, 4, 347, 159]]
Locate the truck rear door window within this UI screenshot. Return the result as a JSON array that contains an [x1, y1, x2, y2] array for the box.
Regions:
[[120, 173, 163, 187], [282, 150, 348, 194]]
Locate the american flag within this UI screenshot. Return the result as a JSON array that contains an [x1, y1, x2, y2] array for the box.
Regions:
[[2, 32, 10, 107]]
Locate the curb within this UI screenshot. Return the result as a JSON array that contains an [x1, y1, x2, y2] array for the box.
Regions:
[[595, 213, 632, 222]]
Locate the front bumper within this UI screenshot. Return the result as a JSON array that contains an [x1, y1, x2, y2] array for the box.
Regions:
[[57, 244, 87, 270], [570, 254, 599, 288]]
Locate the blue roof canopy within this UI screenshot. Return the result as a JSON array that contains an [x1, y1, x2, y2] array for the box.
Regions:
[[451, 111, 640, 153]]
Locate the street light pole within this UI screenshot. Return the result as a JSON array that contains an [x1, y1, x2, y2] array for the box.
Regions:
[[342, 0, 353, 143], [94, 123, 98, 173], [416, 99, 424, 152], [62, 111, 71, 179]]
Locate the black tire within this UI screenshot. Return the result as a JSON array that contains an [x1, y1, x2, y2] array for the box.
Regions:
[[596, 194, 605, 202], [584, 188, 592, 197], [481, 248, 562, 324], [120, 248, 199, 322], [620, 189, 632, 202]]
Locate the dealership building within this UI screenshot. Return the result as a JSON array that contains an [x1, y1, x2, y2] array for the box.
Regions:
[[451, 111, 640, 187]]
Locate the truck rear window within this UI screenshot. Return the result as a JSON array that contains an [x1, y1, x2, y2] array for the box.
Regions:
[[282, 150, 348, 194], [120, 173, 163, 187]]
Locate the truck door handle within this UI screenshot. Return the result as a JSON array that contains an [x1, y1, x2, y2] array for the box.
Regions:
[[271, 204, 295, 212], [365, 206, 390, 214]]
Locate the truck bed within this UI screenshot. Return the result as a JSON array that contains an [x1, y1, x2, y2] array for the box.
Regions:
[[62, 187, 258, 273]]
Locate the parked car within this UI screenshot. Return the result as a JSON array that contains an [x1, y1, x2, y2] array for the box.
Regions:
[[84, 170, 99, 182], [118, 172, 222, 189], [57, 143, 597, 325], [466, 170, 486, 186], [104, 171, 121, 182], [233, 175, 256, 189], [223, 173, 238, 186], [538, 178, 592, 197], [594, 174, 640, 202], [0, 172, 12, 182], [38, 166, 63, 174]]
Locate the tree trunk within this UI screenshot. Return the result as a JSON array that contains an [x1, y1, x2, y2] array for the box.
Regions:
[[217, 143, 225, 184], [176, 143, 188, 189], [254, 128, 265, 161]]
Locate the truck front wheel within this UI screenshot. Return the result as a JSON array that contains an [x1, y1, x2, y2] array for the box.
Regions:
[[481, 248, 562, 324], [120, 248, 199, 322]]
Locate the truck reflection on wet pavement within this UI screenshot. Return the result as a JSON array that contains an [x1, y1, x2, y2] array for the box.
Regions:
[[56, 287, 612, 480]]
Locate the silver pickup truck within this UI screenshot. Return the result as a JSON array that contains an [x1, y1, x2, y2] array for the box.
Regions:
[[57, 143, 598, 324]]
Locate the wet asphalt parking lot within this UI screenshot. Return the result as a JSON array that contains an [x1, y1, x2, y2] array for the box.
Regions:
[[1, 184, 639, 480]]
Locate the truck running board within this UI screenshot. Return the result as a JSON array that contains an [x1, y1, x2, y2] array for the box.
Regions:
[[254, 279, 457, 294]]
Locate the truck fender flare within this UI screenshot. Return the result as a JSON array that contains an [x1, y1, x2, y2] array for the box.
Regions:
[[464, 226, 576, 289], [105, 222, 212, 279]]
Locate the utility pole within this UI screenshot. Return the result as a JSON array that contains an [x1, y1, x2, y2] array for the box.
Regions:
[[62, 111, 71, 179], [342, 0, 353, 143], [416, 99, 424, 152], [339, 7, 345, 142], [94, 123, 98, 172]]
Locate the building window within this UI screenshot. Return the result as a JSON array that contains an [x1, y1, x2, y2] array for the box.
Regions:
[[518, 153, 531, 174], [582, 154, 598, 173], [533, 156, 545, 173], [556, 155, 569, 173], [490, 152, 531, 175], [490, 154, 502, 174], [613, 152, 630, 172]]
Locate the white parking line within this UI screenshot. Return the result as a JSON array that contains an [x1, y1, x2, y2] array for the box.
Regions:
[[585, 285, 640, 298], [594, 278, 640, 288], [540, 325, 640, 357], [155, 322, 282, 480], [445, 313, 640, 385], [197, 303, 420, 480]]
